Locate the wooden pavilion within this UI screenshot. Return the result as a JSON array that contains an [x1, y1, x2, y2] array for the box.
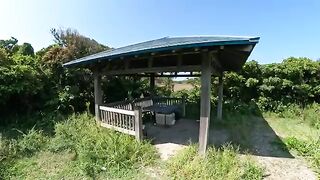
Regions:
[[63, 36, 260, 154]]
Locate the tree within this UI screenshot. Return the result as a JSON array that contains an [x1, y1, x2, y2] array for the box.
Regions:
[[38, 28, 109, 112], [0, 37, 18, 54], [49, 28, 108, 61], [18, 43, 34, 56]]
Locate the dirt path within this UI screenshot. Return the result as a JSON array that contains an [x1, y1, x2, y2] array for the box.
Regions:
[[254, 156, 316, 180], [146, 118, 317, 179], [250, 117, 317, 180]]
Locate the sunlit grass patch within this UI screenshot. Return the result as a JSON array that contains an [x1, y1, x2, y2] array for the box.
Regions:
[[166, 144, 263, 180]]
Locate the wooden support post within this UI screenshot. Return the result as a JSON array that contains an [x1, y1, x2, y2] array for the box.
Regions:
[[217, 74, 223, 121], [182, 96, 186, 117], [198, 52, 212, 155], [134, 106, 143, 141], [150, 73, 155, 96], [94, 71, 103, 122]]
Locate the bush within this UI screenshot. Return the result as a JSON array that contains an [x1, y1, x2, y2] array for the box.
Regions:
[[16, 128, 48, 156], [166, 144, 263, 180], [49, 113, 158, 177]]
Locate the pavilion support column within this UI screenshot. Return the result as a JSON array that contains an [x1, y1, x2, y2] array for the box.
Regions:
[[198, 52, 212, 155], [150, 73, 155, 96], [94, 71, 103, 122], [217, 73, 223, 121]]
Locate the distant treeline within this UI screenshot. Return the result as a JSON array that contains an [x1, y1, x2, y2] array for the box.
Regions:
[[175, 57, 320, 113]]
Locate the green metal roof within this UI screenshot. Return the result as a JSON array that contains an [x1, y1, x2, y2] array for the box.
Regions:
[[63, 36, 260, 67]]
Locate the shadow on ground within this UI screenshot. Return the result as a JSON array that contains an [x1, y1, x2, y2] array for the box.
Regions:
[[145, 103, 293, 159]]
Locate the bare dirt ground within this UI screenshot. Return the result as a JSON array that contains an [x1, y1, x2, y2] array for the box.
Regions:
[[146, 119, 228, 160], [145, 117, 317, 179], [173, 83, 193, 92]]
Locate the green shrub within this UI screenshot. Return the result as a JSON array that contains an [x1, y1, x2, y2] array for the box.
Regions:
[[166, 144, 263, 180], [0, 128, 47, 159], [50, 113, 158, 177], [16, 128, 48, 156], [0, 136, 18, 160], [303, 104, 320, 129], [242, 162, 264, 180]]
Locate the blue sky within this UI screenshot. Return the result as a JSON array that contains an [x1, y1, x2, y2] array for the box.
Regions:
[[0, 0, 319, 64]]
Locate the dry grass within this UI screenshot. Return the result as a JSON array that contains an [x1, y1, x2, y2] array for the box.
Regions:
[[173, 83, 193, 92]]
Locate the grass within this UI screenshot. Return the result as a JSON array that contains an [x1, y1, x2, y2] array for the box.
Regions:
[[263, 105, 320, 176], [166, 144, 263, 180], [0, 113, 158, 179], [4, 150, 84, 179], [7, 102, 319, 179], [215, 113, 256, 149], [265, 115, 320, 141], [0, 111, 267, 179], [283, 137, 320, 174], [264, 103, 320, 133], [176, 102, 320, 178]]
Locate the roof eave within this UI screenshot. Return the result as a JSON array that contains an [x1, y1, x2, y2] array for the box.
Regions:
[[63, 38, 259, 67]]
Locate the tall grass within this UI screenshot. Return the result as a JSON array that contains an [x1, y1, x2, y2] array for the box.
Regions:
[[1, 113, 158, 179], [50, 113, 158, 178], [265, 103, 320, 129], [51, 114, 156, 176], [0, 128, 49, 178], [166, 145, 263, 180]]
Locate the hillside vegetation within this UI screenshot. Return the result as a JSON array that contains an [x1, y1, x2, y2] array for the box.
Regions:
[[1, 28, 319, 178]]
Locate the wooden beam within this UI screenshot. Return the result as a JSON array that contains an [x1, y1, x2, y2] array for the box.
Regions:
[[210, 51, 222, 72], [199, 52, 212, 155], [94, 71, 103, 122], [134, 106, 143, 141], [182, 96, 186, 117], [124, 59, 130, 70], [112, 72, 223, 78], [150, 73, 155, 96], [230, 44, 253, 52], [148, 57, 153, 68], [109, 51, 200, 62], [177, 53, 182, 68], [217, 73, 223, 121], [102, 65, 201, 75]]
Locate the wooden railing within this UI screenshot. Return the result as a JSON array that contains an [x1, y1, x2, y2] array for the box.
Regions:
[[153, 97, 186, 116], [104, 100, 133, 110], [132, 97, 153, 109], [99, 105, 142, 141], [98, 96, 186, 141], [153, 97, 183, 105]]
